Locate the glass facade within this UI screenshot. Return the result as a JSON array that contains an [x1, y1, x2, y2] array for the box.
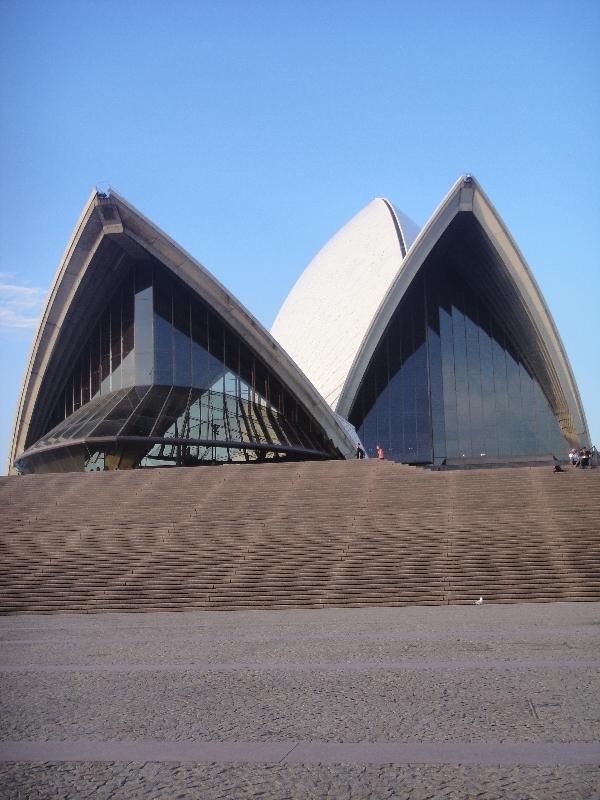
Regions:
[[349, 219, 570, 464], [16, 384, 332, 473], [17, 442, 300, 475], [23, 253, 337, 472], [45, 262, 141, 433]]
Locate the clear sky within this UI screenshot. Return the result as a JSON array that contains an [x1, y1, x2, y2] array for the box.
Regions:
[[0, 0, 598, 470]]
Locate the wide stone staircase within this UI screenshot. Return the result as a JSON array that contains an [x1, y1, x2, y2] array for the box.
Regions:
[[0, 460, 598, 613]]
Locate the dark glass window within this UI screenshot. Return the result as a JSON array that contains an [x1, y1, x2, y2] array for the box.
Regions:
[[72, 361, 82, 412], [173, 284, 191, 386], [35, 253, 339, 464], [134, 264, 154, 385], [254, 359, 268, 404], [478, 316, 498, 457], [348, 217, 570, 463], [100, 307, 111, 394], [191, 298, 209, 388], [426, 277, 446, 463], [154, 269, 173, 385], [239, 343, 254, 401], [80, 347, 90, 407], [208, 311, 224, 364], [110, 289, 122, 392], [121, 273, 135, 387], [90, 327, 101, 399]]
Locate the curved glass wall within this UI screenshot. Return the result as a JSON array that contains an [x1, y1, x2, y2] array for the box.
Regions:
[[43, 261, 144, 434], [348, 218, 570, 464], [24, 251, 337, 472], [19, 443, 301, 475], [44, 259, 325, 444], [16, 384, 332, 473]]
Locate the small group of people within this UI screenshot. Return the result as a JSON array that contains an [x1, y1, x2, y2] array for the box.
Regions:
[[356, 443, 596, 468], [569, 447, 593, 468], [355, 444, 385, 460]]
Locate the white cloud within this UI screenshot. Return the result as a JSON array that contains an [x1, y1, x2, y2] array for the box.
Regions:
[[0, 275, 47, 330]]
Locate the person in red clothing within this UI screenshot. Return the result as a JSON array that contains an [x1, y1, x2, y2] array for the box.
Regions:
[[376, 444, 385, 460]]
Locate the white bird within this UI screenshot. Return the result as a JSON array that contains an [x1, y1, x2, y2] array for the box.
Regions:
[[474, 597, 484, 605]]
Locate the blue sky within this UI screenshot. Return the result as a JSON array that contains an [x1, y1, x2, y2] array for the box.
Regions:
[[0, 0, 598, 469]]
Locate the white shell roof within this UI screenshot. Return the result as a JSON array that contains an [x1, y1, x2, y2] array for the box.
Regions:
[[271, 198, 419, 409], [272, 177, 590, 448]]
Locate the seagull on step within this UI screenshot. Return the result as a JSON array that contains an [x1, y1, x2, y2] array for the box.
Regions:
[[474, 597, 484, 605]]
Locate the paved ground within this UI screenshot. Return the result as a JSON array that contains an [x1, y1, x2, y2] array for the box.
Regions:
[[1, 602, 599, 799]]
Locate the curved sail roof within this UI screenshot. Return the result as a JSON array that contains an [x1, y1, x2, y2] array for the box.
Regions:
[[9, 190, 357, 472], [271, 198, 420, 408], [272, 176, 590, 447]]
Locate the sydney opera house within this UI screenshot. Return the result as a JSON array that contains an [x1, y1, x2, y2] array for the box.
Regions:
[[9, 176, 590, 474]]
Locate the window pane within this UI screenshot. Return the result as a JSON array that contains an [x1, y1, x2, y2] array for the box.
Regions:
[[154, 270, 173, 385], [191, 298, 209, 388], [121, 273, 135, 386], [208, 311, 224, 363], [100, 308, 111, 394], [173, 284, 191, 386], [110, 289, 122, 391], [134, 281, 154, 385]]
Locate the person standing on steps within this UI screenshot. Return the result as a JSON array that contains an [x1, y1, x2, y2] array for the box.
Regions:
[[356, 444, 365, 459], [376, 444, 385, 460], [569, 448, 579, 466]]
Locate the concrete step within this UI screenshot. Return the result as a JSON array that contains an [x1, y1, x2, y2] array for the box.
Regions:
[[1, 461, 599, 612]]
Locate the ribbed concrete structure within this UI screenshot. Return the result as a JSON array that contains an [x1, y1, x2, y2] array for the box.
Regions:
[[1, 463, 598, 613]]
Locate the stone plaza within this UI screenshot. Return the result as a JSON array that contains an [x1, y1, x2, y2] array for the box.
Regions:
[[1, 601, 599, 799]]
